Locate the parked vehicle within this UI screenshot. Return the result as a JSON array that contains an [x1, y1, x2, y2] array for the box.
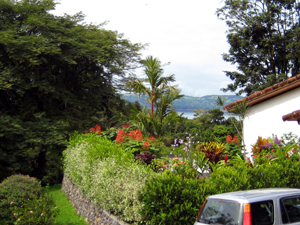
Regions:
[[194, 188, 300, 225]]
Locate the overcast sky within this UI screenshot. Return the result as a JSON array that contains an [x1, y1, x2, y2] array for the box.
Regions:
[[52, 0, 237, 97]]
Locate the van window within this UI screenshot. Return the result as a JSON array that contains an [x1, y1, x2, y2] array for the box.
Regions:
[[280, 196, 300, 224], [197, 199, 240, 225], [250, 200, 274, 225]]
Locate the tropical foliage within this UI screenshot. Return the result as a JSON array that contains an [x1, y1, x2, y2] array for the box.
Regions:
[[62, 124, 300, 225], [0, 0, 142, 184]]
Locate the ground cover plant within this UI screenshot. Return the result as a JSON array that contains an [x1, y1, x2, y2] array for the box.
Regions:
[[49, 184, 87, 225]]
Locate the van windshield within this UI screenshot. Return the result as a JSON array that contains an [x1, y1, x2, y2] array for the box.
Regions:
[[197, 199, 241, 225]]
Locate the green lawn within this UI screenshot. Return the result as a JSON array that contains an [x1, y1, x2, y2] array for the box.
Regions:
[[49, 184, 87, 225]]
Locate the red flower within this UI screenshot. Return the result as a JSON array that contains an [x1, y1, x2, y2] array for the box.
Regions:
[[135, 129, 143, 141], [122, 124, 130, 129], [225, 154, 228, 163], [116, 129, 126, 144], [148, 136, 155, 143], [89, 124, 101, 135], [128, 130, 136, 140], [287, 153, 289, 159], [142, 141, 149, 150], [226, 134, 239, 144], [232, 135, 239, 143], [226, 134, 232, 144]]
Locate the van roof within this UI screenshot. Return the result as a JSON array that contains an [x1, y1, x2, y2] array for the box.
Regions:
[[207, 188, 300, 203]]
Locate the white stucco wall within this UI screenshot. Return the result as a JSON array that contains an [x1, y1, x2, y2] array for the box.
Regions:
[[243, 88, 300, 156]]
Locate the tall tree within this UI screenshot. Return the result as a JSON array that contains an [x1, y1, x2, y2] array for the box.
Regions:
[[217, 0, 300, 96], [126, 56, 177, 117], [0, 0, 142, 183]]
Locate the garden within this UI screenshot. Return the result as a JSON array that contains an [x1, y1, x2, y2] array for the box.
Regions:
[[61, 125, 300, 225], [2, 54, 300, 224]]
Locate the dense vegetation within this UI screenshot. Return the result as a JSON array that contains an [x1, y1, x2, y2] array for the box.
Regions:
[[122, 94, 243, 110], [63, 125, 300, 225], [2, 1, 300, 224], [0, 0, 142, 185], [218, 0, 300, 95]]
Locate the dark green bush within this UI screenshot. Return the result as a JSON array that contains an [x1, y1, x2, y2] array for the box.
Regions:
[[207, 163, 252, 194], [0, 174, 58, 225], [138, 173, 208, 225]]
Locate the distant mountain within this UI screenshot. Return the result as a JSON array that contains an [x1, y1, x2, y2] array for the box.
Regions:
[[121, 93, 243, 110]]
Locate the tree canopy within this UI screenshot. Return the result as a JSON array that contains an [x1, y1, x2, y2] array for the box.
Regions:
[[0, 0, 143, 183], [217, 0, 300, 96]]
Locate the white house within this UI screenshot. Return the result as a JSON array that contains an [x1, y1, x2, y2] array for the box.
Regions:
[[224, 74, 300, 156]]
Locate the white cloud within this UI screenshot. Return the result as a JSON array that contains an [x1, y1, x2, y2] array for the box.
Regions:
[[52, 0, 238, 97]]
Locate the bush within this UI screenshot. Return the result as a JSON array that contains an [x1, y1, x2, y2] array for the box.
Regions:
[[135, 151, 155, 165], [195, 141, 226, 169], [11, 186, 59, 225], [0, 174, 58, 225], [207, 163, 252, 194], [86, 157, 156, 223], [249, 160, 300, 189], [64, 132, 157, 223], [138, 173, 208, 225]]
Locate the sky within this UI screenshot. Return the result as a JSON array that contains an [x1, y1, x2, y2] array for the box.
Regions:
[[52, 0, 237, 97]]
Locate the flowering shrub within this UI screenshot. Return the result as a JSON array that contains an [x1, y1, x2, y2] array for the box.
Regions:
[[11, 186, 59, 225], [251, 134, 300, 165], [85, 124, 102, 135], [225, 134, 243, 158], [0, 174, 58, 225], [251, 136, 270, 156], [170, 157, 197, 179]]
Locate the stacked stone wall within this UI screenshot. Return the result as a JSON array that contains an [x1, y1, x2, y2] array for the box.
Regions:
[[62, 176, 130, 225]]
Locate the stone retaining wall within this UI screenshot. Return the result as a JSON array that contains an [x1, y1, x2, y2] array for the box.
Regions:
[[62, 176, 130, 225]]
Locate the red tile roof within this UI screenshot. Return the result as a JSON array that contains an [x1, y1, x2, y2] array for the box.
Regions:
[[282, 110, 300, 124], [224, 74, 300, 112]]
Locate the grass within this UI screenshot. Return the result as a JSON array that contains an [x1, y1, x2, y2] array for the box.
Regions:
[[49, 184, 87, 225]]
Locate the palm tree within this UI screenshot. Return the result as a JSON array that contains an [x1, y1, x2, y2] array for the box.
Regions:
[[126, 56, 176, 118], [155, 88, 184, 123]]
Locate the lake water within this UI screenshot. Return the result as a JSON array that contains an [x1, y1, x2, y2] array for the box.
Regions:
[[176, 110, 235, 120]]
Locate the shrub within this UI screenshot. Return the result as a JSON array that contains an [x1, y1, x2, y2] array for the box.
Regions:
[[0, 174, 58, 225], [135, 151, 155, 165], [64, 132, 157, 223], [249, 160, 300, 189], [208, 165, 252, 195], [195, 141, 226, 169], [138, 173, 208, 225], [85, 157, 157, 223], [11, 186, 59, 225]]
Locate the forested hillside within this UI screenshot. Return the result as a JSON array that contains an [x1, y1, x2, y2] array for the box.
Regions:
[[122, 94, 243, 110]]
